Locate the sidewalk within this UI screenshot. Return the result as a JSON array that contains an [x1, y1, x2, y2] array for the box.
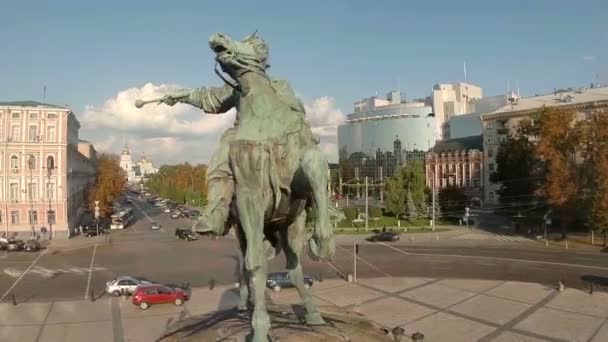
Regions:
[[2, 276, 607, 342]]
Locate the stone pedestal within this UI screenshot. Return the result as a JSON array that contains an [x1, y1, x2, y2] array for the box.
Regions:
[[158, 304, 393, 341]]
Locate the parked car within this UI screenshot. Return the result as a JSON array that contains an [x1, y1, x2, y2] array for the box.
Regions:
[[175, 228, 198, 241], [151, 222, 161, 230], [82, 226, 103, 237], [366, 231, 400, 242], [170, 212, 181, 219], [23, 240, 41, 252], [132, 284, 190, 310], [6, 239, 24, 251], [265, 272, 314, 292], [164, 208, 171, 213], [106, 276, 152, 296]]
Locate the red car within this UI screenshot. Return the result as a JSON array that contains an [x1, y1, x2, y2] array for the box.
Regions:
[[132, 284, 190, 310]]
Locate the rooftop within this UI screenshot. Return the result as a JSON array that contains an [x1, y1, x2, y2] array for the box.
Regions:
[[431, 135, 483, 153], [0, 100, 69, 109], [489, 86, 608, 115]]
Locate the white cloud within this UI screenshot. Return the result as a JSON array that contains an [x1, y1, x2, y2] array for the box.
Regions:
[[80, 83, 343, 165], [583, 55, 596, 62]]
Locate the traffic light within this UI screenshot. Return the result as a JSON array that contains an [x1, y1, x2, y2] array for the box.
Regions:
[[355, 243, 359, 254]]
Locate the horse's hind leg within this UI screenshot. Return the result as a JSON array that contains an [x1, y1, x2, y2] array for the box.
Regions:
[[234, 223, 250, 311], [281, 210, 325, 325], [300, 148, 335, 260]]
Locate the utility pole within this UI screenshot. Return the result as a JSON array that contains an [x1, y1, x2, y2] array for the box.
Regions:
[[353, 242, 358, 282], [365, 176, 368, 232], [95, 201, 100, 236], [28, 155, 35, 236], [379, 167, 383, 202]]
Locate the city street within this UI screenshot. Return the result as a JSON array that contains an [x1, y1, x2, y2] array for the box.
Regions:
[[1, 196, 608, 304]]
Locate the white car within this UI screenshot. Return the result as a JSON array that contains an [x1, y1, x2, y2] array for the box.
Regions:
[[164, 208, 171, 213], [106, 276, 151, 296], [151, 222, 161, 230]]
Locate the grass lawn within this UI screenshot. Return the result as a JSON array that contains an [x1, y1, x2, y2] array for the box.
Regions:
[[335, 215, 452, 229]]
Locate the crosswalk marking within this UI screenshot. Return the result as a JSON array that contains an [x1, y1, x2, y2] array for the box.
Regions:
[[455, 230, 531, 242], [3, 266, 107, 278]]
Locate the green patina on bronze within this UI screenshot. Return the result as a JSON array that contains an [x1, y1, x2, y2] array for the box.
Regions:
[[136, 32, 335, 342]]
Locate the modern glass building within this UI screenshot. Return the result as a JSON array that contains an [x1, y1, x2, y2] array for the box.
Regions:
[[337, 91, 439, 182]]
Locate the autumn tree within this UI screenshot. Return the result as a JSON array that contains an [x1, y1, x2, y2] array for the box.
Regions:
[[87, 154, 126, 217], [535, 107, 586, 238], [586, 110, 608, 245]]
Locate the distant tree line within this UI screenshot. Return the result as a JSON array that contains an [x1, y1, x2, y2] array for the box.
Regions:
[[145, 163, 208, 207]]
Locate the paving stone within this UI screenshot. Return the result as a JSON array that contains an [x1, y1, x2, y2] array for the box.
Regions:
[[546, 289, 608, 318], [357, 297, 435, 328], [450, 294, 531, 325], [515, 307, 604, 342], [491, 331, 549, 342], [0, 302, 52, 325], [359, 277, 433, 293], [0, 326, 41, 342], [123, 313, 186, 342], [485, 282, 553, 304], [399, 283, 477, 308], [314, 283, 383, 307], [185, 286, 240, 315], [402, 312, 495, 342], [38, 321, 113, 342], [590, 320, 608, 342], [45, 299, 112, 323], [436, 279, 502, 293]]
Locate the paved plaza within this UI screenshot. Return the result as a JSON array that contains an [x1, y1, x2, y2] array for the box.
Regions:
[[1, 276, 607, 342]]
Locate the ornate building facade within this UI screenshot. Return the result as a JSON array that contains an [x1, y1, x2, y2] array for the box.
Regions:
[[425, 135, 484, 207], [0, 101, 97, 239]]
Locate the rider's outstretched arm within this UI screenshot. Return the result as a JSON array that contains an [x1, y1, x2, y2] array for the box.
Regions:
[[166, 84, 236, 113]]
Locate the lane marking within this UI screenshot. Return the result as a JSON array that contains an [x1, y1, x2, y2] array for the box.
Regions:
[[380, 244, 608, 271], [84, 245, 98, 300], [378, 242, 410, 254], [336, 244, 392, 277], [0, 250, 47, 302]]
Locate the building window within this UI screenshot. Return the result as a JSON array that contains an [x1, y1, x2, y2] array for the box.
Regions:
[[9, 183, 19, 201], [47, 126, 56, 142], [488, 163, 495, 172], [46, 155, 55, 170], [47, 113, 57, 119], [11, 125, 20, 141], [11, 211, 19, 224], [11, 112, 20, 119], [466, 179, 471, 187], [27, 183, 37, 201], [0, 211, 2, 223], [28, 125, 38, 142], [47, 210, 56, 225], [10, 155, 19, 169], [46, 183, 55, 200], [489, 192, 495, 201], [473, 179, 480, 188], [488, 148, 494, 158], [29, 112, 38, 119], [27, 155, 36, 169], [485, 121, 494, 129], [29, 210, 38, 225]]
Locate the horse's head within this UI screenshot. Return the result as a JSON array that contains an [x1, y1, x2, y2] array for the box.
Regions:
[[209, 32, 269, 80]]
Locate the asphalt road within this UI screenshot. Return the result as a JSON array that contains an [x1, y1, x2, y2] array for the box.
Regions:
[[1, 197, 608, 303]]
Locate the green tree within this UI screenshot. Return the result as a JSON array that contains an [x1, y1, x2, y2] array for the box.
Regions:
[[145, 163, 208, 206], [384, 160, 427, 218], [438, 185, 467, 216], [406, 190, 417, 221], [493, 120, 543, 209]]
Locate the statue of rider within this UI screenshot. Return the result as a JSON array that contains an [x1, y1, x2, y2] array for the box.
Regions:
[[159, 33, 308, 235]]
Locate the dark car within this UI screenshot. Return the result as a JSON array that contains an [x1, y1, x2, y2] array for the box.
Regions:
[[6, 239, 25, 251], [367, 231, 400, 242], [82, 226, 103, 237], [175, 228, 198, 241], [266, 272, 313, 292], [23, 240, 41, 252]]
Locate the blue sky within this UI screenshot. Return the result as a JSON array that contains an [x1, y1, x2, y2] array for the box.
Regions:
[[1, 0, 606, 163]]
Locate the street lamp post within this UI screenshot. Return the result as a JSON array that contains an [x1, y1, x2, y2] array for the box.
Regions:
[[46, 165, 53, 239], [27, 155, 35, 237], [94, 200, 100, 236]]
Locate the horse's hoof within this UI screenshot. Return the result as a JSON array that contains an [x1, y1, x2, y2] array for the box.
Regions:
[[305, 312, 326, 326]]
